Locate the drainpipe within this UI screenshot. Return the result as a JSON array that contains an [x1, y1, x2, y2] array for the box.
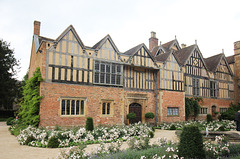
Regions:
[[155, 71, 158, 126]]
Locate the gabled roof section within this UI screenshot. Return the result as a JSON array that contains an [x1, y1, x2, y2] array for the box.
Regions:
[[162, 39, 181, 51], [124, 43, 156, 61], [33, 35, 54, 52], [204, 53, 223, 72], [205, 53, 233, 75], [56, 25, 84, 48], [226, 55, 235, 64], [92, 34, 120, 52], [173, 44, 196, 66], [155, 52, 171, 62]]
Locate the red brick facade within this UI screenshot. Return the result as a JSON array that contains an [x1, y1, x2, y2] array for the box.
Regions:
[[159, 90, 185, 122], [39, 82, 124, 127]]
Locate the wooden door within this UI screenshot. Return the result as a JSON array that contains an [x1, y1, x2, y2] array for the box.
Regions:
[[129, 103, 142, 124]]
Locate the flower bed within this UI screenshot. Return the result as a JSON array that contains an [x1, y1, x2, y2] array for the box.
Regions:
[[156, 120, 236, 131], [16, 122, 154, 148]]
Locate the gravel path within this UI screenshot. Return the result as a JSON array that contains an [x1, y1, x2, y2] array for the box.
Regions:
[[0, 122, 178, 159]]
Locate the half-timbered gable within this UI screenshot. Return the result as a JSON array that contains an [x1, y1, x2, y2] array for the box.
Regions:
[[205, 54, 234, 99], [123, 44, 157, 91], [174, 44, 210, 97], [46, 25, 95, 84], [156, 52, 184, 91], [92, 35, 123, 86]]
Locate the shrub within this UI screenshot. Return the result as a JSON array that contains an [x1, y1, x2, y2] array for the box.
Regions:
[[6, 117, 15, 125], [207, 114, 213, 123], [148, 131, 154, 138], [127, 136, 150, 150], [178, 125, 205, 159], [48, 136, 60, 148], [220, 103, 240, 120], [127, 112, 136, 119], [85, 117, 94, 131], [169, 124, 176, 130], [24, 136, 35, 145], [145, 112, 155, 119], [218, 125, 225, 131]]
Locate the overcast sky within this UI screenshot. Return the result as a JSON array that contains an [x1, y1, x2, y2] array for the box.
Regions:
[[1, 0, 240, 80]]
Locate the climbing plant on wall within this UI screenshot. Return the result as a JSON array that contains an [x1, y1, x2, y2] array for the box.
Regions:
[[185, 97, 201, 120], [18, 67, 42, 127]]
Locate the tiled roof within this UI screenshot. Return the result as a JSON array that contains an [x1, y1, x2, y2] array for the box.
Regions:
[[204, 53, 223, 72], [173, 44, 196, 66], [226, 55, 234, 64], [38, 36, 54, 44], [162, 40, 175, 49], [124, 43, 144, 55], [92, 35, 108, 49], [155, 52, 171, 62], [151, 46, 160, 56]]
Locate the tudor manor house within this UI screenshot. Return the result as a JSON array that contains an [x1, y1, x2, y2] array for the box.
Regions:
[[29, 21, 240, 127]]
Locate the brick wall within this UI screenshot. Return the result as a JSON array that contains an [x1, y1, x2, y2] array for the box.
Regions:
[[159, 90, 185, 123], [39, 82, 124, 127], [197, 97, 234, 120]]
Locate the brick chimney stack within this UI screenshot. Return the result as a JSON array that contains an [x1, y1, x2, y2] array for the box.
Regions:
[[34, 21, 41, 35], [149, 31, 158, 52]]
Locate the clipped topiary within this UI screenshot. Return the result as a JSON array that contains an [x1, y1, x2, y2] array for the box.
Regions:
[[47, 136, 60, 148], [85, 117, 94, 131], [145, 112, 155, 119], [178, 125, 206, 159], [127, 112, 136, 119], [169, 124, 176, 130], [207, 114, 213, 123], [6, 117, 15, 125]]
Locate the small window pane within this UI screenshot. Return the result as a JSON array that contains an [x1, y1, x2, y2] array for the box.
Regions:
[[61, 100, 66, 115], [107, 103, 110, 114], [112, 65, 115, 73], [95, 73, 99, 83], [117, 65, 121, 73], [106, 64, 110, 73], [66, 100, 70, 115], [76, 100, 80, 115], [116, 75, 121, 85], [111, 75, 116, 84], [106, 74, 110, 84], [71, 100, 75, 115], [100, 73, 105, 83], [81, 100, 84, 115], [101, 64, 105, 72], [102, 103, 106, 115], [95, 62, 99, 71]]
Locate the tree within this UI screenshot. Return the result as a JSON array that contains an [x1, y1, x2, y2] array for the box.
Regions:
[[18, 68, 42, 127], [0, 39, 19, 110]]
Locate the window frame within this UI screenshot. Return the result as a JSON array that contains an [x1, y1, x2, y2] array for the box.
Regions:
[[200, 107, 208, 114], [210, 80, 217, 98], [192, 78, 200, 96], [93, 61, 123, 86], [60, 97, 86, 117], [220, 108, 228, 113], [167, 107, 179, 116], [101, 100, 114, 117]]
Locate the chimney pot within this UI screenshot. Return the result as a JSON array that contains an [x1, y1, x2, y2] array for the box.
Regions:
[[34, 21, 41, 36], [149, 31, 158, 52], [181, 43, 186, 48]]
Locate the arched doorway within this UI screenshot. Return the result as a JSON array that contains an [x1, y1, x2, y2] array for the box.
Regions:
[[212, 105, 216, 117], [129, 103, 142, 124]]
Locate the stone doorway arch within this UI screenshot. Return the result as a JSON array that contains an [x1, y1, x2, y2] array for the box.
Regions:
[[129, 103, 142, 124]]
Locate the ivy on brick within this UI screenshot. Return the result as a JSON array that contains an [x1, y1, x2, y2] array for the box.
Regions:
[[18, 67, 42, 127], [185, 97, 202, 120]]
